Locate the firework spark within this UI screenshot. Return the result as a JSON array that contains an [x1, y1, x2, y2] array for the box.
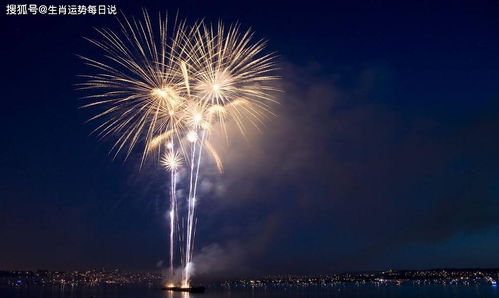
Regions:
[[161, 151, 183, 171]]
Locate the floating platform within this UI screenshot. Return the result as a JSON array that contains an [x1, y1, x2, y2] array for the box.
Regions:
[[162, 286, 206, 293]]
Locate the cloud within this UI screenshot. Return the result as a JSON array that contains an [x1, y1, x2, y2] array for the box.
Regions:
[[184, 60, 499, 277]]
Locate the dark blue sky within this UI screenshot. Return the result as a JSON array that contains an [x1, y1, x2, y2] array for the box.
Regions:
[[1, 0, 499, 278]]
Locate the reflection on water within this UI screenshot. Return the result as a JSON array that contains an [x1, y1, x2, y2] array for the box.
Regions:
[[164, 290, 190, 298], [1, 284, 498, 298], [166, 289, 174, 298]]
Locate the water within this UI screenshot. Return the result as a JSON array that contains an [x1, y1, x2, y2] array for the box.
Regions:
[[1, 284, 498, 298]]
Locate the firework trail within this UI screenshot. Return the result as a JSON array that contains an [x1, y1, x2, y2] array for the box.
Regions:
[[79, 11, 278, 287], [161, 144, 182, 278]]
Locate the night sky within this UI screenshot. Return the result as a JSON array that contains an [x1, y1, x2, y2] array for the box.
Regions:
[[2, 0, 499, 279]]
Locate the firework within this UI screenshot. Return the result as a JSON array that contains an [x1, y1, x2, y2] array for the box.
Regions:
[[78, 10, 190, 282], [186, 22, 279, 136], [78, 10, 188, 161], [79, 11, 278, 287], [175, 21, 278, 285]]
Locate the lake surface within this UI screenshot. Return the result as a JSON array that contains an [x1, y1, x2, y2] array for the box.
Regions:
[[1, 284, 498, 298]]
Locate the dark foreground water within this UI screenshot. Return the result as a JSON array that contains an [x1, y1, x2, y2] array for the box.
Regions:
[[1, 284, 498, 298]]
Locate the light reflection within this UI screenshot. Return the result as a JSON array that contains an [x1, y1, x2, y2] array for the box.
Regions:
[[163, 291, 190, 298]]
